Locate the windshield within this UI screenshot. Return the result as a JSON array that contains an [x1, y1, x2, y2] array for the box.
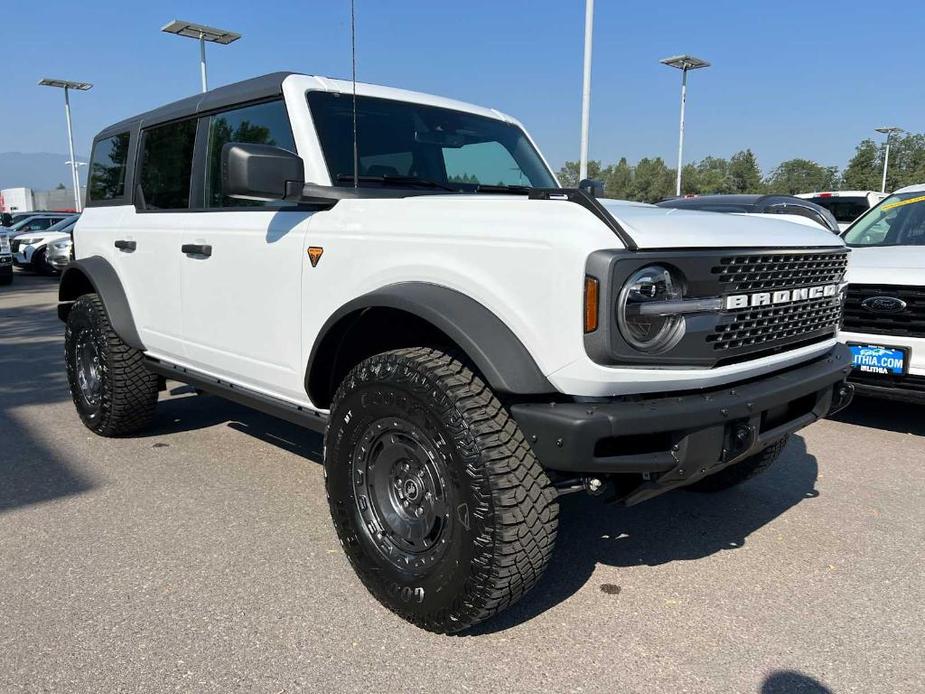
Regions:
[[307, 92, 556, 191], [842, 191, 925, 246], [45, 215, 79, 232], [806, 196, 869, 224]]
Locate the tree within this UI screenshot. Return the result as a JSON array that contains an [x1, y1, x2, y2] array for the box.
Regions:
[[55, 182, 66, 190], [886, 133, 925, 191], [631, 157, 675, 202], [604, 157, 633, 199], [841, 139, 881, 191], [764, 159, 838, 195], [556, 160, 604, 187], [728, 149, 762, 193], [693, 156, 733, 194]]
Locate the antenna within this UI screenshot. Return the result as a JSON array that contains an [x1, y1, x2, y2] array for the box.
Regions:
[[351, 0, 358, 189]]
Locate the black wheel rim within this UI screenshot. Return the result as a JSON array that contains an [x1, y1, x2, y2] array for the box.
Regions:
[[352, 417, 451, 572], [75, 330, 103, 408]]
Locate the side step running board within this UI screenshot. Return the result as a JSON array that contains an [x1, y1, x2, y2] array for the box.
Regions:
[[144, 358, 329, 433]]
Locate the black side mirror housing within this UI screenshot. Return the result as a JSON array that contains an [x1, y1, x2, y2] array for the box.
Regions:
[[222, 143, 305, 201], [578, 178, 604, 198]]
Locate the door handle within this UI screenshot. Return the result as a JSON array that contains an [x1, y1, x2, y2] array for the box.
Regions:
[[114, 239, 136, 252], [181, 243, 212, 257]]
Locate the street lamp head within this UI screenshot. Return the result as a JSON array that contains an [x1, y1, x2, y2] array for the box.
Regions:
[[660, 55, 711, 71], [38, 78, 93, 90], [875, 126, 903, 135], [161, 20, 241, 44]]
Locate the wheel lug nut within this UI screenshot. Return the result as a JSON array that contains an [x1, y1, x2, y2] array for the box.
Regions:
[[415, 507, 424, 517]]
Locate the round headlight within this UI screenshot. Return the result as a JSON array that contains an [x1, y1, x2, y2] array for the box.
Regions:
[[617, 265, 686, 353]]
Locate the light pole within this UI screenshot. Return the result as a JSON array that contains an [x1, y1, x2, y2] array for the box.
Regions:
[[875, 126, 903, 193], [161, 20, 241, 93], [38, 78, 92, 212], [660, 55, 710, 196], [578, 0, 594, 182]]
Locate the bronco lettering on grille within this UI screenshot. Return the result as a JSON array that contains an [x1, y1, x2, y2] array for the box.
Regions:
[[725, 284, 839, 310]]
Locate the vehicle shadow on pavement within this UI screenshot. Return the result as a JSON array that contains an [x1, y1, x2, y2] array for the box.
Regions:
[[468, 435, 820, 634], [761, 670, 834, 693], [0, 277, 95, 513], [830, 395, 924, 436], [144, 389, 325, 461]]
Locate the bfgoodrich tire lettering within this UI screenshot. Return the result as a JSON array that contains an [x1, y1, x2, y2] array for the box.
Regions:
[[65, 293, 158, 436], [324, 347, 558, 633]]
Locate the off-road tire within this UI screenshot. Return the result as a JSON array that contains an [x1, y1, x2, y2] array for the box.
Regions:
[[324, 347, 558, 633], [686, 435, 790, 492], [65, 293, 158, 436]]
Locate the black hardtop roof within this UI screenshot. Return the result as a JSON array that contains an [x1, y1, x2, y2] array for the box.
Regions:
[[95, 71, 300, 139]]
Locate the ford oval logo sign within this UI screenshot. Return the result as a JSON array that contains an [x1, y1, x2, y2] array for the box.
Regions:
[[861, 296, 907, 313]]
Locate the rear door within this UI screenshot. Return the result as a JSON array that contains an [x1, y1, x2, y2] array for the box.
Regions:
[[114, 119, 197, 360], [178, 99, 314, 402]]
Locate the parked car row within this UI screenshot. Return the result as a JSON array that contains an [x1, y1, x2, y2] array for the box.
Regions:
[[0, 211, 77, 282]]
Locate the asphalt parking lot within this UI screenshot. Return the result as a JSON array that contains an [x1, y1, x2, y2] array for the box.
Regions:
[[1, 272, 922, 693]]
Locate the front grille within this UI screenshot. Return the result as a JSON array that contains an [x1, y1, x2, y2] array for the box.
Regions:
[[10, 239, 21, 254], [712, 251, 849, 292], [842, 284, 925, 338], [708, 295, 842, 351]]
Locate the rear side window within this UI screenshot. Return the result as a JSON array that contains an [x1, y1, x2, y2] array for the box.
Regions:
[[139, 119, 197, 210], [88, 132, 130, 201], [203, 100, 296, 208], [808, 196, 869, 223]]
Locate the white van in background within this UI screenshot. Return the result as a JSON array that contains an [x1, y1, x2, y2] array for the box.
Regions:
[[797, 191, 888, 231]]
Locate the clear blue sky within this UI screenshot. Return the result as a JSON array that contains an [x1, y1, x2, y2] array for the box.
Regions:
[[4, 0, 922, 173]]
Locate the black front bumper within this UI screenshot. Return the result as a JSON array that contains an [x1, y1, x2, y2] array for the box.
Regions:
[[0, 256, 11, 278], [511, 344, 854, 504]]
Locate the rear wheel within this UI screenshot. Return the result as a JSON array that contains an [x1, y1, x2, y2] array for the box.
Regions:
[[65, 293, 159, 436], [686, 436, 790, 492], [325, 347, 558, 633]]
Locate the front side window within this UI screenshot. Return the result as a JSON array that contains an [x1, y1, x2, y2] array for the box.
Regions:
[[204, 100, 296, 207], [138, 119, 197, 210], [843, 192, 925, 246], [88, 132, 130, 201], [307, 91, 556, 190]]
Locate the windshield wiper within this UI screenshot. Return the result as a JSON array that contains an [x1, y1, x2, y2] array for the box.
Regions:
[[474, 184, 533, 194], [336, 174, 460, 192]]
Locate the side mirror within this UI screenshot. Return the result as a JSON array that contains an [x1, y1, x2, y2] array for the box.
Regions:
[[222, 143, 305, 201], [578, 178, 604, 198]]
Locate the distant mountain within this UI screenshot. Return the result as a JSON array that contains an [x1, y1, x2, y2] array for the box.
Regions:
[[0, 152, 89, 191]]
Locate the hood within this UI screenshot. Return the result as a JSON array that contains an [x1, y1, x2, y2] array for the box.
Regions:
[[12, 230, 70, 245], [598, 199, 843, 249], [845, 245, 925, 286]]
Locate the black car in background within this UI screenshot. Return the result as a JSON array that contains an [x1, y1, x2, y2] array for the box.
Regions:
[[656, 194, 840, 233]]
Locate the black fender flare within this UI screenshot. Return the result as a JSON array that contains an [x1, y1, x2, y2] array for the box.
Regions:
[[306, 282, 554, 404], [58, 257, 144, 350]]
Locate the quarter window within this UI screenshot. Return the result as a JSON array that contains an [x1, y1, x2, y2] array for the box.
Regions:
[[203, 100, 296, 208], [138, 119, 197, 210], [88, 132, 130, 201]]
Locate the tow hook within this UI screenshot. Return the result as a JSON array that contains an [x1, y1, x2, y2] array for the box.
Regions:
[[554, 477, 606, 497], [827, 382, 855, 416]]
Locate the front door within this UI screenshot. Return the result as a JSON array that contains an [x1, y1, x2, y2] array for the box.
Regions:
[[177, 99, 313, 403]]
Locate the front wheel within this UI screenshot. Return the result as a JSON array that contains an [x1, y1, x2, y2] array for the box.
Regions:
[[324, 348, 558, 633]]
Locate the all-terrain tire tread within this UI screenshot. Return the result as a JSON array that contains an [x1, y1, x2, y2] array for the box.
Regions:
[[326, 347, 558, 633], [65, 293, 158, 436]]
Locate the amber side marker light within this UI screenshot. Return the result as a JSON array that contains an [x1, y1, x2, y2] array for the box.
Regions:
[[584, 276, 599, 333]]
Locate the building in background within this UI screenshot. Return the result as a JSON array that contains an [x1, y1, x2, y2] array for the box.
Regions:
[[0, 185, 85, 212]]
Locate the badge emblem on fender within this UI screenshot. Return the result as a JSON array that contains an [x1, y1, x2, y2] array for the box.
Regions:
[[307, 246, 324, 267]]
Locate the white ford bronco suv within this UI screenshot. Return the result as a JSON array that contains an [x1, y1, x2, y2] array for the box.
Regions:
[[59, 72, 854, 633]]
